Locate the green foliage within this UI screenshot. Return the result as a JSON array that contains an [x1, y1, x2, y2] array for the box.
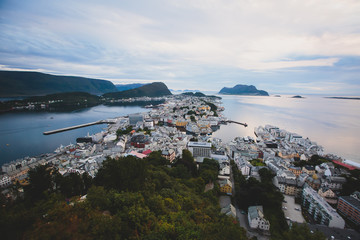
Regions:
[[55, 172, 93, 198], [174, 149, 197, 177], [146, 151, 169, 166], [94, 156, 148, 192], [249, 159, 266, 167], [116, 125, 133, 137], [2, 154, 248, 240], [199, 158, 219, 183], [187, 110, 197, 115], [25, 165, 54, 201], [259, 168, 275, 183], [341, 169, 360, 195], [293, 155, 329, 167], [231, 161, 287, 237]]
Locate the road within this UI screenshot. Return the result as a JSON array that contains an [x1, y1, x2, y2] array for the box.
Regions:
[[223, 165, 270, 240]]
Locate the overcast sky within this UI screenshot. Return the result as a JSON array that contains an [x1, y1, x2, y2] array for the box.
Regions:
[[1, 0, 360, 94]]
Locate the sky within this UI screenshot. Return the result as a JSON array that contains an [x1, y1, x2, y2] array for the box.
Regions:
[[1, 0, 360, 95]]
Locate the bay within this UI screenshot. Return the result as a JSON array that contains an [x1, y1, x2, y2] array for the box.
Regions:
[[0, 105, 145, 166], [213, 95, 360, 164], [1, 95, 360, 167]]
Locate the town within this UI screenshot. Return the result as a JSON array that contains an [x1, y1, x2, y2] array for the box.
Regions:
[[1, 94, 360, 239]]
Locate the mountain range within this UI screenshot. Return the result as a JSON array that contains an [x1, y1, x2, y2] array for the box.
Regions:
[[115, 83, 145, 92], [0, 71, 118, 97], [103, 82, 172, 99]]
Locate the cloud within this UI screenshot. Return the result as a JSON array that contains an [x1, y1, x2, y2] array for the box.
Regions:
[[0, 0, 360, 92]]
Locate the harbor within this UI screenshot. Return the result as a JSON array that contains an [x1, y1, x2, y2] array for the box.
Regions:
[[43, 119, 117, 135]]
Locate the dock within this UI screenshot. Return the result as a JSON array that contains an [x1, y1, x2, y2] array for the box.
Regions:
[[226, 120, 248, 127], [43, 119, 116, 135]]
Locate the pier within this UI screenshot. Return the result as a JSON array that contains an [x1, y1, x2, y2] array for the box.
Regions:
[[226, 120, 248, 127], [43, 119, 116, 135]]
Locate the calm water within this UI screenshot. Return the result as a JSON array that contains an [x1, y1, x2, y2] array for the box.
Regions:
[[213, 95, 360, 164], [1, 95, 360, 166], [0, 105, 144, 166]]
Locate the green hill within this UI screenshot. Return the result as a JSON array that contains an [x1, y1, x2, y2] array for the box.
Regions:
[[219, 84, 269, 96], [181, 92, 206, 97], [103, 82, 172, 99], [0, 71, 118, 97], [115, 83, 145, 91]]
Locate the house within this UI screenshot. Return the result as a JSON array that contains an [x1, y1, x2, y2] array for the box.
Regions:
[[221, 204, 236, 218], [322, 176, 346, 191], [248, 205, 270, 231], [161, 149, 176, 163], [302, 165, 316, 175], [318, 187, 337, 205], [306, 175, 321, 190], [275, 177, 297, 196], [289, 166, 302, 177], [219, 179, 232, 195], [277, 170, 296, 180], [219, 165, 230, 176], [235, 158, 252, 176]]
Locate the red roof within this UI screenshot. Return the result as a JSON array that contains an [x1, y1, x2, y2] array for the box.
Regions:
[[143, 150, 152, 155], [332, 160, 356, 170]]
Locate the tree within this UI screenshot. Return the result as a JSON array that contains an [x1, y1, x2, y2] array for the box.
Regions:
[[177, 149, 197, 177], [259, 167, 275, 183], [94, 156, 148, 192], [146, 151, 169, 166], [26, 164, 53, 201]]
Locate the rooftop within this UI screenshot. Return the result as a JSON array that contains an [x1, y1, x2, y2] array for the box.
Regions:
[[188, 141, 211, 148], [339, 196, 360, 210]]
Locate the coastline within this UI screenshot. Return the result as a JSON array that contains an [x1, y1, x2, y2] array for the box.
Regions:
[[1, 94, 360, 173]]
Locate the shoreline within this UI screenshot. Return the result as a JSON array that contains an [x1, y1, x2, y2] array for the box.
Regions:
[[1, 95, 360, 173]]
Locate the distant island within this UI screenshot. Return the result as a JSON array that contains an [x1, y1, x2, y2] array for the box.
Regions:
[[326, 97, 360, 100], [103, 82, 172, 99], [181, 92, 221, 99], [291, 95, 304, 98], [219, 84, 269, 96], [0, 71, 118, 97]]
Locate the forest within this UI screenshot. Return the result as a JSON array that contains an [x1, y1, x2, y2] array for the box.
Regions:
[[0, 150, 247, 239]]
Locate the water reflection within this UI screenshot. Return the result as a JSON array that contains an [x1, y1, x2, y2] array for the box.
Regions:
[[213, 95, 360, 163], [0, 105, 145, 165]]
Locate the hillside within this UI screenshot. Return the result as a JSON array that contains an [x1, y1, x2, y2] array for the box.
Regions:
[[103, 82, 172, 99], [115, 83, 145, 91], [0, 71, 118, 97], [0, 152, 248, 239], [219, 84, 269, 96]]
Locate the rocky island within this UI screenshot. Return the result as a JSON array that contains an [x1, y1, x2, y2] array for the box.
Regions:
[[219, 84, 269, 96]]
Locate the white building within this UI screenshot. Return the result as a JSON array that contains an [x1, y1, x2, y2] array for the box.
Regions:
[[0, 175, 12, 187], [235, 158, 252, 176], [248, 205, 270, 231], [302, 187, 345, 229], [221, 204, 236, 218], [187, 141, 211, 162]]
